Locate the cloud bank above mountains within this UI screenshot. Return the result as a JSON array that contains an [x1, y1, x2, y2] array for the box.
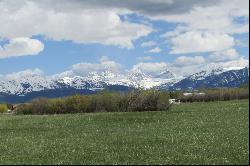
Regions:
[[0, 0, 248, 52], [0, 0, 249, 78], [1, 56, 249, 81]]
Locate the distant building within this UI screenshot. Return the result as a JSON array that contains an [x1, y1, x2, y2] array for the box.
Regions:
[[183, 93, 193, 96], [183, 92, 206, 96], [169, 99, 181, 105]]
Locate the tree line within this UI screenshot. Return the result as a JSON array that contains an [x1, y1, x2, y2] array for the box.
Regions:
[[0, 85, 248, 115]]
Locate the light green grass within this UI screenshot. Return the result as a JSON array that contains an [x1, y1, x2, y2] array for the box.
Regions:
[[0, 100, 249, 165]]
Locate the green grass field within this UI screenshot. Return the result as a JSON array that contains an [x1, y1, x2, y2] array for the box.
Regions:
[[0, 100, 249, 165]]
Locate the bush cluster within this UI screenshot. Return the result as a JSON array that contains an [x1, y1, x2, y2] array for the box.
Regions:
[[11, 86, 250, 115], [0, 104, 8, 113], [179, 88, 249, 103], [15, 90, 171, 115]]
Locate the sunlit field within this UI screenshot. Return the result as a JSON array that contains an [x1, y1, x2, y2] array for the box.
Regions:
[[0, 100, 248, 165]]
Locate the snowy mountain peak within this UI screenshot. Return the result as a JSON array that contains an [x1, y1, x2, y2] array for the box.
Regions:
[[0, 74, 56, 95], [0, 67, 248, 97], [155, 70, 176, 79], [189, 66, 226, 80], [128, 69, 150, 81]]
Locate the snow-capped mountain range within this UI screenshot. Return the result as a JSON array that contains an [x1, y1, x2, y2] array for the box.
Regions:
[[158, 67, 249, 91], [0, 66, 249, 103], [0, 68, 179, 96]]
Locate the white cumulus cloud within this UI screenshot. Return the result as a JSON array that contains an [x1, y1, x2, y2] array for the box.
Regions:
[[0, 37, 44, 59], [0, 1, 152, 49], [174, 56, 206, 66], [170, 31, 235, 54], [131, 62, 168, 76], [136, 56, 152, 61], [146, 47, 162, 53], [63, 56, 122, 77], [154, 0, 249, 34], [5, 68, 44, 80], [209, 49, 240, 62], [158, 0, 248, 55], [141, 41, 157, 47]]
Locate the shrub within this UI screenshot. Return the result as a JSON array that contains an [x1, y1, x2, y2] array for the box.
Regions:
[[0, 104, 8, 113], [157, 92, 171, 111], [14, 87, 248, 115], [14, 90, 171, 115], [126, 90, 170, 112], [30, 98, 51, 114], [15, 104, 32, 115], [47, 98, 66, 114], [179, 87, 249, 103]]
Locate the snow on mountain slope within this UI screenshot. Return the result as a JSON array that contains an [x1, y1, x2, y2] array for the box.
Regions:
[[0, 68, 177, 95], [163, 67, 249, 91], [127, 68, 178, 89], [186, 61, 249, 81], [189, 68, 224, 80], [0, 73, 57, 95], [57, 76, 105, 90], [0, 66, 248, 96]]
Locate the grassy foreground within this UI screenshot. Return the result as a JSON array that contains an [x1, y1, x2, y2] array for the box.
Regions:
[[0, 100, 249, 165]]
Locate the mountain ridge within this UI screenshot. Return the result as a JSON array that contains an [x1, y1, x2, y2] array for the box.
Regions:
[[0, 67, 248, 103]]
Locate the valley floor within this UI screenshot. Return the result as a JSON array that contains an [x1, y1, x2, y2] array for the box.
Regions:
[[0, 100, 249, 165]]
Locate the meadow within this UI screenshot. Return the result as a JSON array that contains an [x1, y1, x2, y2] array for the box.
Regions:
[[0, 100, 249, 165]]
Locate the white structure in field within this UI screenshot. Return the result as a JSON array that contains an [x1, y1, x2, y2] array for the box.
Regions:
[[183, 92, 206, 96], [169, 99, 181, 105]]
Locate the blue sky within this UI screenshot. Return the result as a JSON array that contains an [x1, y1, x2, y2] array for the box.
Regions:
[[0, 0, 249, 77]]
